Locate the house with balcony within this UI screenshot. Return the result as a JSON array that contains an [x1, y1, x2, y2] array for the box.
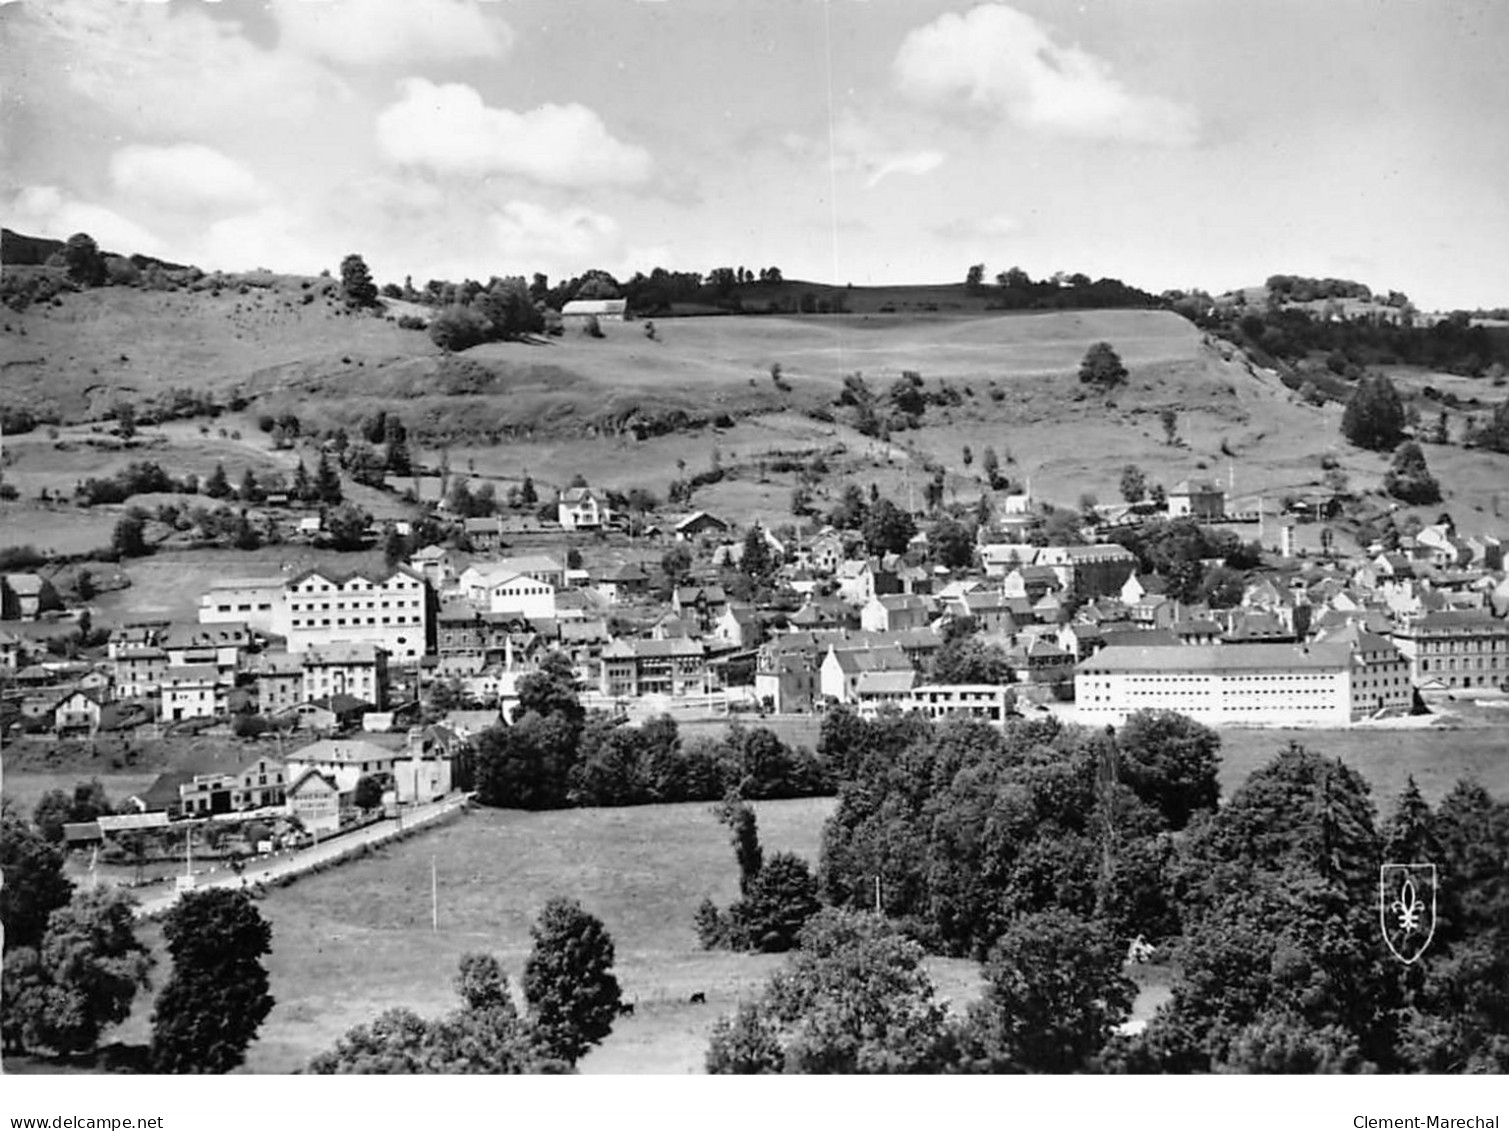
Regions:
[[598, 638, 708, 699], [558, 485, 610, 531]]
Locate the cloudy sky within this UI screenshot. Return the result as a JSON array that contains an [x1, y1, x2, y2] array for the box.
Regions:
[[4, 0, 1507, 309]]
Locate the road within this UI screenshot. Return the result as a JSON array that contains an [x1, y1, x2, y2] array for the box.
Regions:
[[131, 792, 472, 919]]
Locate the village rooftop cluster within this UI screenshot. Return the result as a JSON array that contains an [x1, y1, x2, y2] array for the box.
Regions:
[[4, 469, 1508, 857]]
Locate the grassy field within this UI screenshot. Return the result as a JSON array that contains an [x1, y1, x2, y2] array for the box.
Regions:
[[85, 797, 862, 1074], [1215, 723, 1509, 811], [10, 716, 1505, 1074], [6, 281, 1505, 541]]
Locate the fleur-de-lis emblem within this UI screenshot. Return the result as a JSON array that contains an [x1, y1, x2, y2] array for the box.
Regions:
[[1379, 863, 1437, 965], [1391, 876, 1425, 934]]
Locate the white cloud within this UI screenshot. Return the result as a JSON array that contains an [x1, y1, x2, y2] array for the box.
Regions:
[[488, 201, 624, 264], [865, 150, 946, 188], [894, 4, 1199, 147], [6, 186, 164, 255], [110, 145, 269, 212], [16, 1, 352, 142], [782, 112, 945, 188], [197, 207, 337, 275], [271, 0, 514, 65], [377, 79, 652, 186]]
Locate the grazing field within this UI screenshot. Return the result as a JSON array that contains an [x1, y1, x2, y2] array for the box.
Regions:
[[1216, 723, 1509, 810], [92, 797, 905, 1074]]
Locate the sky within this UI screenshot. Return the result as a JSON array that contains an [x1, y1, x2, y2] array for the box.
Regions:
[[3, 0, 1508, 310]]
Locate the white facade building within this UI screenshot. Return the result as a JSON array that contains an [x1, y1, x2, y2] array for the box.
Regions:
[[197, 577, 289, 636], [1075, 643, 1363, 727], [283, 567, 430, 663]]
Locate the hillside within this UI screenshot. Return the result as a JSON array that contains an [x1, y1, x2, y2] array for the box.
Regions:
[[3, 273, 1507, 555]]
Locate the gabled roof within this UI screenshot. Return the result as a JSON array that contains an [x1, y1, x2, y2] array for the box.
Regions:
[[602, 637, 706, 659], [286, 767, 342, 796], [1080, 642, 1351, 674], [826, 644, 911, 675], [140, 771, 194, 810], [560, 486, 601, 504], [285, 564, 425, 588], [675, 584, 727, 604], [1172, 619, 1223, 637], [307, 693, 374, 715], [3, 573, 45, 595], [674, 511, 728, 532], [854, 669, 917, 695], [1098, 628, 1181, 649], [875, 594, 932, 612], [303, 641, 383, 665], [289, 738, 397, 765], [164, 663, 221, 682], [599, 561, 650, 582]]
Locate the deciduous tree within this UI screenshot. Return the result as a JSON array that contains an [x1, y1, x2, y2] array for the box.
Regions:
[[959, 909, 1134, 1072], [1341, 373, 1406, 451], [1, 804, 74, 952], [150, 888, 274, 1074], [522, 898, 621, 1065], [707, 910, 956, 1074], [1383, 441, 1442, 504], [4, 889, 152, 1056], [1079, 342, 1128, 389]]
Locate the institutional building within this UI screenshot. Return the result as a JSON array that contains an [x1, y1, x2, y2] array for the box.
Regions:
[[1074, 642, 1384, 727], [197, 577, 289, 636], [282, 566, 431, 663], [1390, 610, 1509, 690]]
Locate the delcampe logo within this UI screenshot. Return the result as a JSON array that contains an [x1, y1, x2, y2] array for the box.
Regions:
[[1379, 862, 1437, 965]]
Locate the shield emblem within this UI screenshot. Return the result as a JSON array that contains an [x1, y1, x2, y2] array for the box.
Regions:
[[1379, 863, 1437, 965]]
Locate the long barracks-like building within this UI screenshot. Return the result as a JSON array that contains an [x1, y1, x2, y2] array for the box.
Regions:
[[1074, 640, 1411, 727]]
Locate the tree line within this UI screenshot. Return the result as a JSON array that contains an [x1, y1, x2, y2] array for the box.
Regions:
[[2, 803, 274, 1073], [466, 654, 830, 811], [702, 713, 1509, 1073]]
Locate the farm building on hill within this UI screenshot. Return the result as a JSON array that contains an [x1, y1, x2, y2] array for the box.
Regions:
[[562, 299, 629, 324]]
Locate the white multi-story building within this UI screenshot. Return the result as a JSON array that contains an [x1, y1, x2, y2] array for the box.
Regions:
[[161, 664, 224, 721], [558, 486, 610, 531], [197, 577, 289, 636], [300, 642, 389, 709], [1390, 610, 1509, 691], [283, 567, 430, 663], [1075, 643, 1365, 727]]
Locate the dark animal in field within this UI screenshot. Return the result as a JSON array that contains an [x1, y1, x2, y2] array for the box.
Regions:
[[618, 1001, 636, 1017], [689, 991, 706, 1004]]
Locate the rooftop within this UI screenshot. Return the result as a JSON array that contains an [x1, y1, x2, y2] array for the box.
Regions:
[[1079, 642, 1352, 675]]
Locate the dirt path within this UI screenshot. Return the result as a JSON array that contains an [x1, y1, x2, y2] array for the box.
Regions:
[[130, 792, 471, 919]]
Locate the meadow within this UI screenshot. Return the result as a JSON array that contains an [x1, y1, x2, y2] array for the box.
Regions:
[[1216, 722, 1509, 810], [7, 714, 1505, 1074], [90, 796, 884, 1074], [6, 284, 1506, 551]]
